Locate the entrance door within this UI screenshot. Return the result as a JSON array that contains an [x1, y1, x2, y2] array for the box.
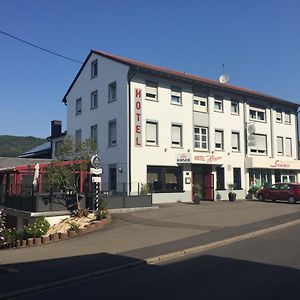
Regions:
[[109, 167, 117, 191], [192, 165, 214, 200]]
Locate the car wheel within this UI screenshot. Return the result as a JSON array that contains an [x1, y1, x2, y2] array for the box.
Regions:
[[288, 196, 296, 204], [257, 194, 265, 201]]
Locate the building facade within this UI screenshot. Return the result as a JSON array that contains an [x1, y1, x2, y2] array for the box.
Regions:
[[63, 50, 300, 203]]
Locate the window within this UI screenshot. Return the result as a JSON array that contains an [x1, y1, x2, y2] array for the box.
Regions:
[[250, 134, 267, 155], [75, 129, 82, 145], [214, 96, 223, 112], [277, 136, 284, 155], [284, 112, 291, 124], [108, 81, 117, 102], [146, 121, 158, 145], [194, 126, 208, 150], [91, 90, 98, 109], [171, 86, 182, 105], [232, 132, 240, 152], [91, 59, 98, 78], [75, 98, 82, 115], [285, 138, 292, 156], [276, 110, 282, 123], [147, 166, 183, 193], [233, 168, 241, 189], [231, 100, 239, 114], [249, 106, 266, 122], [193, 94, 208, 112], [216, 167, 225, 190], [91, 125, 98, 144], [108, 120, 117, 146], [215, 130, 224, 150], [145, 81, 158, 101], [171, 124, 182, 147]]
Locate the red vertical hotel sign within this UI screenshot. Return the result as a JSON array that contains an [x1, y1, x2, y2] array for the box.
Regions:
[[135, 88, 142, 147]]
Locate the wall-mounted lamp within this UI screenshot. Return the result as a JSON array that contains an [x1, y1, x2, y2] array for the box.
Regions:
[[164, 148, 167, 152], [187, 149, 191, 152], [118, 167, 123, 173]]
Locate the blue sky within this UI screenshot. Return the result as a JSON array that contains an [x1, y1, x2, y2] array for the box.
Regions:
[[0, 0, 300, 138]]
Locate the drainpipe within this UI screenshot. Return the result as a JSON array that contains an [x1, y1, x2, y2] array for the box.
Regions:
[[296, 110, 300, 160], [127, 67, 138, 195]]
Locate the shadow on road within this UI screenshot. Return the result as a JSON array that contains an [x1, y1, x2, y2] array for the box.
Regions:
[[1, 251, 300, 299]]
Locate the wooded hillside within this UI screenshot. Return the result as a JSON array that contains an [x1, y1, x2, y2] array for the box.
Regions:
[[0, 135, 46, 157]]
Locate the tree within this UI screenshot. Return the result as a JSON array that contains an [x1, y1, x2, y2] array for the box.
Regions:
[[46, 135, 97, 210]]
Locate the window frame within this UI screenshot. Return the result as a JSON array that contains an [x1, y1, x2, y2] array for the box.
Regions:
[[145, 81, 158, 101], [108, 120, 117, 146], [285, 137, 292, 156], [193, 93, 208, 112], [231, 100, 239, 115], [90, 90, 98, 109], [194, 126, 208, 151], [146, 120, 159, 146], [250, 134, 267, 155], [231, 131, 240, 152], [276, 110, 282, 123], [108, 81, 117, 102], [91, 59, 98, 79], [214, 96, 223, 112], [90, 124, 98, 145], [277, 136, 284, 156], [75, 98, 82, 115], [284, 111, 291, 124], [214, 130, 224, 151], [171, 123, 183, 148], [249, 106, 266, 122], [171, 86, 182, 105]]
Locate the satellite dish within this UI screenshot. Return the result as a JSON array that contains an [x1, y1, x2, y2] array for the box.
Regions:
[[247, 123, 256, 134], [219, 74, 229, 84]]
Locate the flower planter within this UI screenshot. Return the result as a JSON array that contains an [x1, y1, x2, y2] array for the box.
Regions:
[[20, 240, 27, 247], [42, 236, 50, 244], [27, 238, 34, 247], [68, 230, 78, 238], [34, 237, 42, 246], [15, 240, 21, 248], [50, 234, 59, 242], [77, 227, 87, 235], [94, 221, 104, 229], [59, 232, 68, 240]]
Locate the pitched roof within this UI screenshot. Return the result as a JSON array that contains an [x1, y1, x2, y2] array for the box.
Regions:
[[63, 49, 299, 108]]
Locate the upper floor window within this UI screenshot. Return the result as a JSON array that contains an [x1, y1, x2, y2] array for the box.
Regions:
[[276, 110, 282, 123], [193, 94, 208, 112], [91, 125, 98, 145], [284, 112, 291, 124], [250, 134, 267, 155], [171, 86, 182, 105], [145, 81, 158, 101], [249, 106, 266, 122], [108, 81, 117, 102], [75, 98, 82, 115], [215, 130, 224, 150], [231, 100, 239, 115], [146, 121, 158, 145], [277, 136, 284, 155], [232, 132, 240, 152], [75, 129, 82, 148], [91, 90, 98, 109], [214, 96, 223, 112], [108, 120, 117, 146], [91, 59, 98, 78], [194, 126, 208, 150], [171, 124, 182, 147], [285, 138, 292, 156]]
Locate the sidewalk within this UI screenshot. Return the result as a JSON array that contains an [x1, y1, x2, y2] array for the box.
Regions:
[[1, 200, 299, 296]]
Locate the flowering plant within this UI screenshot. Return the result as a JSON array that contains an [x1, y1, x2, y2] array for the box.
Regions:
[[0, 208, 5, 244]]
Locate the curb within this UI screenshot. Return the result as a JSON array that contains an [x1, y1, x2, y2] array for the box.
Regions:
[[1, 218, 299, 299]]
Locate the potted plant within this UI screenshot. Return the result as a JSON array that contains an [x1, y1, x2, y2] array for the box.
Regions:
[[227, 183, 236, 202], [193, 183, 203, 204], [247, 185, 260, 200]]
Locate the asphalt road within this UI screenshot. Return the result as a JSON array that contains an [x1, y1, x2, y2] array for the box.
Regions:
[[17, 223, 300, 300]]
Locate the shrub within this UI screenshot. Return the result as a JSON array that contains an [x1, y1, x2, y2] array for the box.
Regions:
[[21, 217, 50, 239], [68, 222, 80, 231], [95, 209, 108, 221], [2, 228, 18, 243], [140, 183, 150, 195]]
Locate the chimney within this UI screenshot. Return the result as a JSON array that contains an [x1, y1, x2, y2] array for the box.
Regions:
[[51, 120, 62, 138]]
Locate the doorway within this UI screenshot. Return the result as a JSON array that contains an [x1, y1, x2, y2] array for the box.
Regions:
[[192, 165, 214, 200]]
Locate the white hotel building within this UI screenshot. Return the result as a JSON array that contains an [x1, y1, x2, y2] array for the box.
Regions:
[[62, 50, 300, 203]]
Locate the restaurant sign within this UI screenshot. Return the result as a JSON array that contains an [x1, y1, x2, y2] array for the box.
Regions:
[[176, 153, 223, 165]]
